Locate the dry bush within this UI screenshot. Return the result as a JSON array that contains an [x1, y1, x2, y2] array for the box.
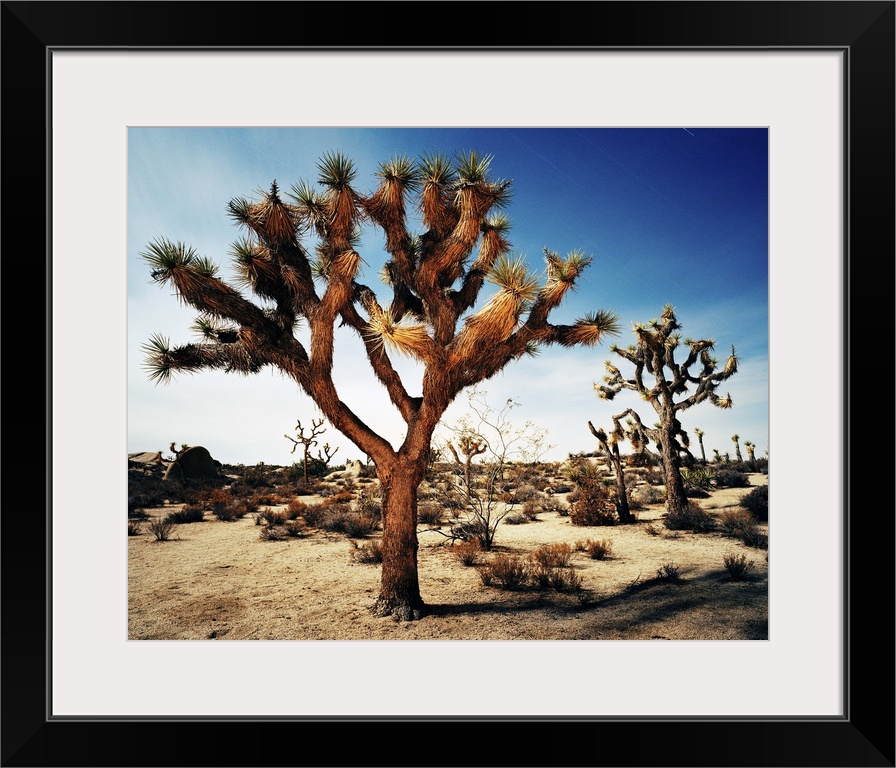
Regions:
[[739, 527, 769, 550], [643, 523, 661, 536], [477, 554, 530, 590], [503, 512, 528, 525], [324, 490, 354, 505], [723, 551, 754, 580], [655, 562, 683, 582], [127, 520, 143, 536], [164, 505, 205, 524], [301, 503, 327, 528], [283, 521, 305, 538], [530, 543, 573, 569], [578, 538, 613, 560], [718, 509, 757, 537], [630, 484, 665, 505], [349, 539, 384, 564], [452, 539, 482, 567], [569, 480, 618, 526], [147, 517, 176, 542], [259, 525, 286, 541], [664, 500, 716, 532], [257, 509, 287, 527], [285, 499, 307, 520], [417, 501, 444, 527], [740, 485, 769, 522]]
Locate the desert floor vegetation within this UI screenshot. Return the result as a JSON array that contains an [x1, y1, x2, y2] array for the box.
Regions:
[[129, 463, 768, 641]]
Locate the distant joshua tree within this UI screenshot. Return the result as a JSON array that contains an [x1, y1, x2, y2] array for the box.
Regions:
[[692, 427, 707, 464], [731, 433, 743, 462], [595, 304, 738, 520], [743, 440, 756, 467], [141, 149, 620, 620], [284, 418, 338, 482]]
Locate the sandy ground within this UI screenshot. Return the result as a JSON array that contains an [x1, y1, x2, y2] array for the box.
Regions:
[[128, 473, 768, 641]]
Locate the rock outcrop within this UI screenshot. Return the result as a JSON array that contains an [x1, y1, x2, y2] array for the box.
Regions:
[[162, 446, 220, 483]]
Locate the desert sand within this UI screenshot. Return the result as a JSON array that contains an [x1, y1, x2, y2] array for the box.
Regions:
[[128, 470, 768, 641]]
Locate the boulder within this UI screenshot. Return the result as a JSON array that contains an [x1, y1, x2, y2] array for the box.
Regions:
[[163, 446, 220, 483], [342, 459, 364, 477], [128, 451, 163, 464]]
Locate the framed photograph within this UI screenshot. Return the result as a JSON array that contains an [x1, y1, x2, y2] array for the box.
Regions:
[[5, 1, 892, 765]]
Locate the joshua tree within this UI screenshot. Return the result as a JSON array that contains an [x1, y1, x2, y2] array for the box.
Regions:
[[587, 418, 635, 523], [141, 150, 620, 620], [595, 304, 738, 520], [743, 439, 756, 467], [693, 427, 707, 463], [731, 433, 743, 462], [445, 430, 487, 510]]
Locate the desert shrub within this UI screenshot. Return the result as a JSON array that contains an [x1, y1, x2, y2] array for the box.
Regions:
[[147, 517, 175, 541], [259, 525, 286, 541], [242, 462, 271, 488], [643, 468, 665, 485], [723, 552, 754, 580], [718, 509, 758, 538], [553, 502, 570, 517], [513, 484, 539, 502], [258, 509, 288, 526], [479, 554, 530, 590], [530, 543, 573, 569], [301, 503, 327, 528], [630, 485, 665, 505], [740, 485, 768, 522], [417, 502, 444, 526], [664, 500, 716, 532], [342, 513, 380, 538], [740, 528, 769, 550], [713, 468, 750, 488], [354, 487, 382, 518], [324, 490, 354, 505], [253, 492, 285, 506], [521, 499, 541, 521], [655, 562, 682, 582], [452, 539, 482, 567], [569, 480, 618, 526], [285, 499, 307, 520], [127, 520, 143, 536], [504, 512, 528, 525], [128, 506, 149, 520], [544, 566, 583, 592], [349, 539, 384, 564], [165, 505, 205, 524], [643, 523, 661, 536], [283, 521, 305, 538], [581, 538, 613, 560]]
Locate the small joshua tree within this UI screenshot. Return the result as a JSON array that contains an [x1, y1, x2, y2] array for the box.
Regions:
[[142, 150, 620, 620], [731, 433, 743, 463], [595, 304, 738, 520], [693, 427, 707, 464], [587, 419, 635, 523], [743, 440, 756, 468]]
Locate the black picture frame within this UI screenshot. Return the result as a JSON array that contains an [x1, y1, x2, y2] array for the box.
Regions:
[[3, 2, 893, 766]]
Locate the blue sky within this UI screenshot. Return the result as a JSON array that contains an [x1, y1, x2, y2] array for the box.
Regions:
[[128, 127, 768, 466]]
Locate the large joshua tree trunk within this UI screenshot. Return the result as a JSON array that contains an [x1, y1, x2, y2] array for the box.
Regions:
[[660, 422, 689, 518], [373, 457, 426, 619]]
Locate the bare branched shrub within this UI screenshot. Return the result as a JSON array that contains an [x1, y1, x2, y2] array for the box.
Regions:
[[127, 520, 143, 536], [285, 499, 307, 520], [259, 524, 287, 541]]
